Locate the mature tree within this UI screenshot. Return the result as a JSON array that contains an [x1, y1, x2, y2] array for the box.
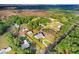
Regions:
[[0, 21, 8, 35]]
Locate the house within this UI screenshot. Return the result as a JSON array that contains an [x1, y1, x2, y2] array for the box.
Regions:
[[27, 31, 33, 36], [19, 30, 26, 36], [56, 22, 63, 31], [5, 47, 12, 52], [0, 49, 6, 54], [19, 28, 33, 37], [0, 47, 11, 54], [14, 23, 20, 28], [19, 27, 29, 36], [21, 40, 30, 49], [34, 33, 45, 39], [19, 24, 33, 36]]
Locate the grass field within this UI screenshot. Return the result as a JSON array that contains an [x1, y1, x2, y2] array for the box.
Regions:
[[0, 34, 8, 49]]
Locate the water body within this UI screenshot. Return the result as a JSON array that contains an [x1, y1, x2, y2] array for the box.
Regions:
[[0, 4, 79, 10]]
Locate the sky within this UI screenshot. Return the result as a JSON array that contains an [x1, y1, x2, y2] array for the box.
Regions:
[[0, 0, 79, 4]]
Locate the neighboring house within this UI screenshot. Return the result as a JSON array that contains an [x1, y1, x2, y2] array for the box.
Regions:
[[19, 27, 33, 37], [19, 30, 26, 36], [34, 33, 45, 39], [14, 23, 20, 28], [21, 40, 30, 49], [19, 28, 29, 36], [27, 31, 33, 36], [0, 47, 11, 54], [56, 22, 63, 31], [5, 47, 12, 52], [0, 49, 6, 54]]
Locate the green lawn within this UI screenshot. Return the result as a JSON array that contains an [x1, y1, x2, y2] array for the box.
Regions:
[[0, 34, 9, 49]]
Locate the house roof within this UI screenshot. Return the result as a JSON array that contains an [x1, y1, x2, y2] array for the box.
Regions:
[[27, 31, 33, 35], [21, 40, 30, 49], [14, 24, 19, 28], [34, 33, 45, 39], [0, 47, 11, 54], [5, 47, 11, 52], [19, 30, 26, 36]]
